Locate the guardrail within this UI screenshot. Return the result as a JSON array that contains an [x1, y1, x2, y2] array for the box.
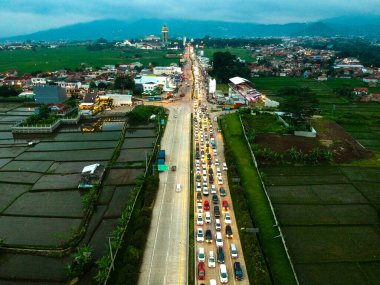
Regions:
[[238, 114, 300, 285], [12, 113, 81, 134]]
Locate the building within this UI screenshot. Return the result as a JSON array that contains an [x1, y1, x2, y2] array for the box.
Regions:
[[78, 163, 105, 189], [228, 77, 262, 105], [162, 25, 169, 43], [153, 66, 182, 75], [33, 86, 68, 104], [105, 94, 132, 106], [134, 74, 176, 92], [31, 78, 47, 86]]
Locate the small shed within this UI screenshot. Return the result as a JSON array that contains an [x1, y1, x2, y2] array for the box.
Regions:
[[78, 163, 105, 189]]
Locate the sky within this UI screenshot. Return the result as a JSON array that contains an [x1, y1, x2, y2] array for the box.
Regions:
[[1, 0, 380, 37]]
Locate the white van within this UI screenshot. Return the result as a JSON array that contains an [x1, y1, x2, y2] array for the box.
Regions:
[[230, 243, 238, 258], [219, 264, 228, 283], [176, 184, 181, 192], [222, 163, 228, 171], [215, 232, 223, 247], [210, 279, 217, 285]]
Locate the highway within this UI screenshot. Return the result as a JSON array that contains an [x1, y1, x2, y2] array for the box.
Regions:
[[138, 52, 193, 285], [192, 50, 250, 285]]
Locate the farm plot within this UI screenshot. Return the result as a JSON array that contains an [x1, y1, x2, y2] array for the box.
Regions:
[[261, 165, 380, 285], [88, 218, 119, 259], [0, 171, 42, 184], [1, 160, 53, 172], [4, 191, 83, 217], [49, 161, 108, 174], [27, 141, 118, 152], [16, 149, 114, 161], [105, 168, 144, 185], [0, 146, 27, 158], [0, 216, 82, 246], [52, 132, 120, 141], [121, 137, 155, 149], [31, 173, 81, 190], [117, 148, 151, 162], [103, 186, 134, 218], [0, 253, 69, 283], [124, 129, 156, 138], [0, 183, 30, 212]]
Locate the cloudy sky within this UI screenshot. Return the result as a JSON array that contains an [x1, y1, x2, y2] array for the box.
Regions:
[[1, 0, 379, 36]]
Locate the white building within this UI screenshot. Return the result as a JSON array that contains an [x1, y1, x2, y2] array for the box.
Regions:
[[153, 66, 182, 75], [134, 75, 176, 92], [104, 94, 132, 106], [31, 78, 47, 86], [209, 78, 216, 94], [57, 81, 82, 90]]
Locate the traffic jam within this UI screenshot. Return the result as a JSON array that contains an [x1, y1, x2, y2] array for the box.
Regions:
[[193, 100, 244, 284]]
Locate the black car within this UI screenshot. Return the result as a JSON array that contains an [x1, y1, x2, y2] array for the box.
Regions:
[[217, 246, 225, 263], [196, 192, 202, 202], [206, 143, 210, 148], [207, 160, 212, 166], [207, 154, 212, 160], [208, 168, 213, 175], [209, 177, 214, 184], [234, 262, 244, 280], [212, 194, 219, 204], [219, 187, 227, 197], [205, 229, 212, 243], [225, 225, 233, 238], [201, 150, 205, 155], [214, 205, 220, 217]]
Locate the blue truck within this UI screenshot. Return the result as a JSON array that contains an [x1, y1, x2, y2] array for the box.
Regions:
[[158, 149, 165, 161]]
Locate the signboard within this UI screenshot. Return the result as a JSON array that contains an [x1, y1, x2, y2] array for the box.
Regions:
[[158, 164, 169, 171], [161, 119, 165, 126]]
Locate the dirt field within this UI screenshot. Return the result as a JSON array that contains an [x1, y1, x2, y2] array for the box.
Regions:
[[254, 119, 373, 163]]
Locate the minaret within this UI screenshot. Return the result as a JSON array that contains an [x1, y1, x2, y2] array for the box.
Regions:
[[162, 25, 169, 43]]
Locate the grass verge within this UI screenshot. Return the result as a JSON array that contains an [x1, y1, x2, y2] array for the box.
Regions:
[[220, 113, 296, 285]]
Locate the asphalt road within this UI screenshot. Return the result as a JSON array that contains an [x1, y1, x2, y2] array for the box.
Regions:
[[193, 52, 250, 285], [138, 53, 193, 285]]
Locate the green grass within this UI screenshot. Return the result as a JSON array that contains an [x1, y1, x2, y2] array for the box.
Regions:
[[0, 46, 181, 74], [221, 113, 296, 285], [242, 113, 287, 134], [203, 47, 255, 63]]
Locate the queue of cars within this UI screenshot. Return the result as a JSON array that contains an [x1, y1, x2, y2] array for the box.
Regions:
[[194, 100, 244, 284]]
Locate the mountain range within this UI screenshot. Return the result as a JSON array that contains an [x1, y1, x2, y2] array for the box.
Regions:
[[2, 16, 380, 42]]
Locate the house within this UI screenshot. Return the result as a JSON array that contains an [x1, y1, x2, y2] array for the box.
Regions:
[[78, 163, 105, 189], [134, 74, 176, 92], [353, 88, 368, 96], [33, 86, 68, 104], [228, 76, 261, 105], [31, 78, 47, 86]]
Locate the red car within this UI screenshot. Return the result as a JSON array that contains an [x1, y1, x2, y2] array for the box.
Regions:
[[222, 200, 229, 211], [203, 200, 210, 211], [198, 261, 205, 280]]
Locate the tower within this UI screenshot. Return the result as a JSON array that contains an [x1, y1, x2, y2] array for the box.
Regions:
[[162, 25, 169, 43]]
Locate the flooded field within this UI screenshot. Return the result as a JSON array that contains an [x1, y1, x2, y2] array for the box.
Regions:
[[0, 105, 158, 283]]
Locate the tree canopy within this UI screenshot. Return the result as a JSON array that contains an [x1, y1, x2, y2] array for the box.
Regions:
[[209, 51, 251, 83], [279, 87, 319, 124]]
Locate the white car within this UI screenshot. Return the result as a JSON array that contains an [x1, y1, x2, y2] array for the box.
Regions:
[[223, 163, 228, 171], [213, 150, 218, 156], [208, 251, 216, 268], [176, 184, 182, 192], [197, 202, 203, 213], [196, 183, 201, 192], [196, 228, 204, 242], [203, 187, 209, 196], [215, 159, 220, 166], [205, 211, 211, 224], [224, 213, 231, 224], [198, 247, 205, 262], [211, 185, 217, 194], [217, 177, 223, 185], [196, 214, 204, 225], [215, 219, 222, 231], [215, 232, 223, 247], [219, 264, 228, 283]]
